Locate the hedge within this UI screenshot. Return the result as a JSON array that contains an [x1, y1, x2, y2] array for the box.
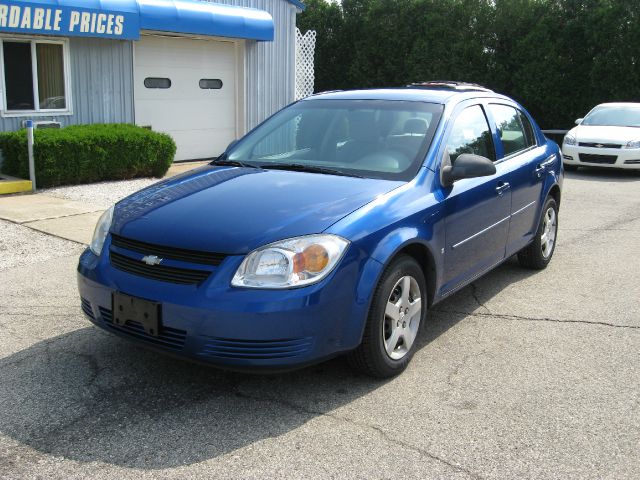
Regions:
[[0, 123, 176, 188]]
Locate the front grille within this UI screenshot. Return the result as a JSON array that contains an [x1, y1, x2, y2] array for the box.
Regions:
[[579, 154, 617, 164], [98, 307, 187, 350], [110, 251, 210, 285], [111, 234, 226, 266], [578, 142, 621, 149], [199, 336, 313, 360], [81, 297, 95, 320], [624, 159, 640, 164]]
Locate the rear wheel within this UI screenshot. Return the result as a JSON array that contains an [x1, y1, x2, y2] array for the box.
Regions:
[[517, 197, 558, 269], [349, 255, 426, 378]]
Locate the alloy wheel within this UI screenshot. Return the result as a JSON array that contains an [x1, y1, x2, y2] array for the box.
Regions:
[[541, 207, 557, 259], [382, 275, 422, 360]]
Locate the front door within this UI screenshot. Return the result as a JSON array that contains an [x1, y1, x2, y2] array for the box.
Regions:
[[441, 104, 512, 293]]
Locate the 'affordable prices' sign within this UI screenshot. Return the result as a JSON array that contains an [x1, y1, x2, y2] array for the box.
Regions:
[[0, 1, 139, 40]]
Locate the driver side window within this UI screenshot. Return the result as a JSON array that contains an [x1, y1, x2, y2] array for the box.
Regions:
[[445, 105, 495, 163]]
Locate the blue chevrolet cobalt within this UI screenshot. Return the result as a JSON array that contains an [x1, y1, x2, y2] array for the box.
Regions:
[[78, 82, 562, 377]]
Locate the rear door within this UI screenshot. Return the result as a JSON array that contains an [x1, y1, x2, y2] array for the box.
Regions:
[[486, 103, 547, 255], [441, 103, 512, 293]]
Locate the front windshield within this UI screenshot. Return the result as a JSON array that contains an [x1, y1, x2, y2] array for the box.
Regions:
[[582, 105, 640, 127], [226, 99, 444, 181]]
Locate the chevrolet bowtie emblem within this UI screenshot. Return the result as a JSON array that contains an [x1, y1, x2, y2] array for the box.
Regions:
[[142, 255, 163, 266]]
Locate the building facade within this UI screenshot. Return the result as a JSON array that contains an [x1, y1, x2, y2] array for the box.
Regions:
[[0, 0, 303, 160]]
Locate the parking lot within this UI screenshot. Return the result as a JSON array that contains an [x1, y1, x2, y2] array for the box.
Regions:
[[0, 168, 638, 479]]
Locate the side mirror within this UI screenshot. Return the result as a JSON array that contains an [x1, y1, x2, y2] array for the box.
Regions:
[[575, 118, 583, 125], [441, 153, 496, 187]]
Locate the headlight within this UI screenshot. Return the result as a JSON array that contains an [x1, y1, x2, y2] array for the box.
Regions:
[[89, 206, 114, 256], [625, 139, 640, 149], [231, 234, 350, 289], [563, 134, 577, 146]]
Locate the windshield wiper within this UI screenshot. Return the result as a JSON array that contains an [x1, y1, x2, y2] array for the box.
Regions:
[[211, 155, 261, 169], [263, 163, 364, 178]]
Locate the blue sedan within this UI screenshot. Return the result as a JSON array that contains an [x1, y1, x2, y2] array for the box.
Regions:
[[78, 82, 563, 377]]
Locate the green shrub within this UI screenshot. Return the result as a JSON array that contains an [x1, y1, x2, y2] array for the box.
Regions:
[[0, 123, 176, 188]]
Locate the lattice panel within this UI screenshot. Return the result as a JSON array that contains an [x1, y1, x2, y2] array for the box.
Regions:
[[295, 28, 317, 100]]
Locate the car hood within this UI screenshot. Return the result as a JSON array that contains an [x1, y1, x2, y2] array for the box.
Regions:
[[572, 125, 640, 144], [112, 165, 403, 254]]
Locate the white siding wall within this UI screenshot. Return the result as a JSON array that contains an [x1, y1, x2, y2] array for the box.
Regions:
[[204, 0, 299, 132]]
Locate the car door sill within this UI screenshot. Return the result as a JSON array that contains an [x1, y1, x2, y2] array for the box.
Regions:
[[436, 254, 512, 304]]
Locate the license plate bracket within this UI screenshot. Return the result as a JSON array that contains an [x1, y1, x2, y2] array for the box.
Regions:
[[112, 292, 161, 337]]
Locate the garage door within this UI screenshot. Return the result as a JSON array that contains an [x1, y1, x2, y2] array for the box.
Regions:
[[134, 35, 238, 161]]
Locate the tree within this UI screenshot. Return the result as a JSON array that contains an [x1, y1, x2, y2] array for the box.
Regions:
[[297, 0, 640, 127], [298, 0, 349, 92]]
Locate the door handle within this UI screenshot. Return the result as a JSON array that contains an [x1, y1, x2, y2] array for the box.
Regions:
[[495, 182, 510, 195]]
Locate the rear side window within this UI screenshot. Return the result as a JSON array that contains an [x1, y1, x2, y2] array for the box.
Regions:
[[445, 105, 495, 162], [489, 104, 536, 157], [518, 110, 536, 147]]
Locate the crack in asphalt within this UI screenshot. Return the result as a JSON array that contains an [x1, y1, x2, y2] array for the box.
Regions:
[[446, 348, 490, 388], [470, 283, 491, 314], [440, 320, 489, 399], [561, 210, 639, 246], [233, 387, 484, 480], [75, 353, 105, 388], [432, 309, 640, 330], [0, 336, 70, 369]]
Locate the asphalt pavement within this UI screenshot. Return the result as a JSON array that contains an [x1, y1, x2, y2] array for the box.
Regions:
[[0, 168, 638, 479]]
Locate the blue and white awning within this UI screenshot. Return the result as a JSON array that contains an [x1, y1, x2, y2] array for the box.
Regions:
[[0, 0, 275, 41]]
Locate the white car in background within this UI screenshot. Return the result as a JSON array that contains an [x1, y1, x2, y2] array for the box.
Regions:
[[562, 102, 640, 170]]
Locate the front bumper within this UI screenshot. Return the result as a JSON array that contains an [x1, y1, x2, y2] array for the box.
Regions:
[[562, 144, 640, 169], [77, 240, 381, 371]]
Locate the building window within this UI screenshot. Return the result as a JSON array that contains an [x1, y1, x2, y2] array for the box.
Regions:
[[144, 77, 171, 89], [1, 39, 69, 112], [199, 79, 223, 89]]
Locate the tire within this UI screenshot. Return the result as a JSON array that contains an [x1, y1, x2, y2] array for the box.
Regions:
[[348, 255, 426, 378], [564, 164, 579, 172], [517, 197, 558, 269]]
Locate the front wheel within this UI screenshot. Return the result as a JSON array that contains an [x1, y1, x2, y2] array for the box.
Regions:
[[517, 197, 558, 269], [348, 255, 426, 378]]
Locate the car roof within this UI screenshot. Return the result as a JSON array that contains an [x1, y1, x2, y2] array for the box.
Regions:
[[303, 87, 510, 106], [593, 102, 640, 108]]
